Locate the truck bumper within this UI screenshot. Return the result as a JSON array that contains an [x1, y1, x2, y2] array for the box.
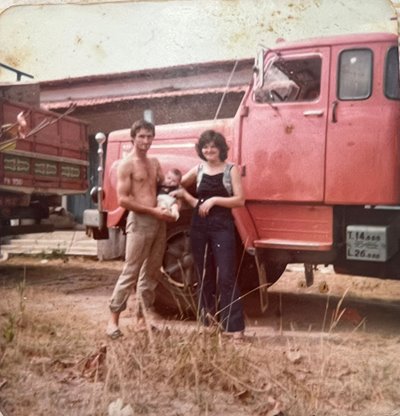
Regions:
[[83, 209, 109, 240]]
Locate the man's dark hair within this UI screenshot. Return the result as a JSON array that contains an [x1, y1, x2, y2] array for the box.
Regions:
[[196, 129, 229, 161], [130, 119, 155, 140]]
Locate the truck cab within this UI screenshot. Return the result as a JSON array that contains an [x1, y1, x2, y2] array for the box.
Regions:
[[235, 33, 400, 278]]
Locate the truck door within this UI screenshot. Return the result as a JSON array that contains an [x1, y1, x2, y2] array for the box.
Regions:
[[325, 41, 400, 204], [238, 47, 330, 202]]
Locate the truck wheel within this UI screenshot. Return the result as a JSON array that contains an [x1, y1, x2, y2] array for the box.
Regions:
[[155, 223, 198, 317]]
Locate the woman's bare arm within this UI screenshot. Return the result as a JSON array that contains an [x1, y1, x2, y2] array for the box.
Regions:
[[170, 165, 198, 207]]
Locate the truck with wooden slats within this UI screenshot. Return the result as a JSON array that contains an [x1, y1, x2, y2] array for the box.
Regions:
[[0, 83, 89, 237]]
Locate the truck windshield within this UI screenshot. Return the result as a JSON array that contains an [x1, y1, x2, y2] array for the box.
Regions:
[[254, 55, 322, 104], [385, 47, 400, 100]]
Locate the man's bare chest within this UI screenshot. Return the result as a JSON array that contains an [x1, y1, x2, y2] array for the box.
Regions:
[[130, 160, 157, 185]]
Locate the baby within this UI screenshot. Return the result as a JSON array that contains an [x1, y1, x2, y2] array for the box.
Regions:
[[157, 168, 182, 221]]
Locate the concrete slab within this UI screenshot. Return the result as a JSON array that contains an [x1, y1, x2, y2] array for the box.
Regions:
[[0, 230, 97, 257]]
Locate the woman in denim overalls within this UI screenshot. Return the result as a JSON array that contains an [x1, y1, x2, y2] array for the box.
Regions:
[[172, 130, 245, 338]]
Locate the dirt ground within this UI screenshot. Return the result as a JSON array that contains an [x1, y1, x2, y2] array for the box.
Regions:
[[1, 255, 400, 416]]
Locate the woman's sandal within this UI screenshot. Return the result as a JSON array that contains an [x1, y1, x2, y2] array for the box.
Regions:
[[222, 330, 245, 341]]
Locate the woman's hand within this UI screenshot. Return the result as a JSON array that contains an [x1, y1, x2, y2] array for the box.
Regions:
[[198, 197, 215, 217], [170, 187, 198, 208], [169, 188, 185, 198]]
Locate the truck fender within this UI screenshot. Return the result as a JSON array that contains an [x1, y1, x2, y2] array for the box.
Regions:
[[232, 205, 258, 251]]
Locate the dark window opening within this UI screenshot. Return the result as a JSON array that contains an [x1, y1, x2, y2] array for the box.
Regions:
[[385, 47, 400, 100], [254, 56, 322, 104]]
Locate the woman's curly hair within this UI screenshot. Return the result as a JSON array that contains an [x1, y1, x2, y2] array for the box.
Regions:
[[196, 130, 229, 161]]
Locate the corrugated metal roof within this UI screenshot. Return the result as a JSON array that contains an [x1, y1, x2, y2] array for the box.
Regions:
[[42, 85, 247, 110], [39, 59, 252, 110]]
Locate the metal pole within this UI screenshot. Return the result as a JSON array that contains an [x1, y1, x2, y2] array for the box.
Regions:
[[95, 132, 106, 229]]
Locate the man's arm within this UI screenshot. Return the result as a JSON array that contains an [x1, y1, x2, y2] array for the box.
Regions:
[[116, 159, 148, 213]]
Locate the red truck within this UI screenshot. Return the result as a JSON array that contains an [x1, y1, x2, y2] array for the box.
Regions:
[[0, 83, 89, 237], [84, 32, 400, 314]]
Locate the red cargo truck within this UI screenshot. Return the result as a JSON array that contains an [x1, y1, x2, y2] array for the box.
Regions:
[[84, 32, 400, 313], [0, 87, 88, 236]]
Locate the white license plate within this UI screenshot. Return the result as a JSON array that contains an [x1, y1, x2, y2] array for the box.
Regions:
[[346, 225, 393, 262]]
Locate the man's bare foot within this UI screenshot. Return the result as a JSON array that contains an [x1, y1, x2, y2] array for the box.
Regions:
[[134, 317, 147, 331], [132, 307, 163, 332], [144, 307, 163, 322]]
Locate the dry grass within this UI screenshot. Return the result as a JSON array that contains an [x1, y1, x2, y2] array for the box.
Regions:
[[1, 264, 400, 415]]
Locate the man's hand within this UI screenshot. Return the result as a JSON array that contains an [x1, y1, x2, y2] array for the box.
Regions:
[[153, 206, 176, 222]]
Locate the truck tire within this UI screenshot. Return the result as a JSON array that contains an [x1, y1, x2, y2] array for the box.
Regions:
[[155, 217, 287, 317], [156, 219, 198, 317]]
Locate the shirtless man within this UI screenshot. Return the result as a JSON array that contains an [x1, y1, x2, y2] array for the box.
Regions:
[[106, 119, 174, 339]]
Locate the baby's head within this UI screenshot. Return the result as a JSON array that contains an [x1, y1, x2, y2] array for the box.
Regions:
[[163, 168, 182, 187]]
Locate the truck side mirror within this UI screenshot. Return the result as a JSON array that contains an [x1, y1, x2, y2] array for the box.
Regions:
[[144, 109, 154, 124]]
